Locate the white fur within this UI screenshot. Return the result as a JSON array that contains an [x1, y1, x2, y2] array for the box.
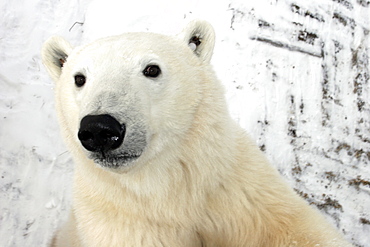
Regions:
[[42, 20, 352, 247]]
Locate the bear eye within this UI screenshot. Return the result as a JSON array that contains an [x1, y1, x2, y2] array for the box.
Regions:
[[74, 74, 86, 87], [143, 65, 161, 78]]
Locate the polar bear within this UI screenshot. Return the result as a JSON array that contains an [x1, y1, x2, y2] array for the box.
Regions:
[[42, 20, 352, 247]]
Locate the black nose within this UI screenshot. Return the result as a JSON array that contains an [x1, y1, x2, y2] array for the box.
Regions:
[[78, 114, 125, 153]]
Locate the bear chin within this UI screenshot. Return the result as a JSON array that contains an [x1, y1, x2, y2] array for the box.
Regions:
[[90, 152, 142, 170]]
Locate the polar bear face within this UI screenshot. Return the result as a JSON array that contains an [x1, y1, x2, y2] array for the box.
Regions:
[[42, 21, 215, 172]]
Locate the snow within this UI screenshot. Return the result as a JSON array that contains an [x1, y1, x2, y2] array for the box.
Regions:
[[0, 0, 369, 246]]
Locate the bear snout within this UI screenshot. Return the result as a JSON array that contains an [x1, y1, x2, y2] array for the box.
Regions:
[[78, 114, 125, 154]]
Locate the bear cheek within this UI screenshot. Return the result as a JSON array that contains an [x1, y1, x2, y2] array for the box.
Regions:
[[57, 82, 84, 138]]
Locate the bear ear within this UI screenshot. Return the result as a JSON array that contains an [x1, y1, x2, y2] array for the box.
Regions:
[[180, 20, 215, 64], [41, 36, 73, 82]]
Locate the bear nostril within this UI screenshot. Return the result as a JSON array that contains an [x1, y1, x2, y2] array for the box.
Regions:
[[78, 131, 94, 142], [78, 115, 125, 153]]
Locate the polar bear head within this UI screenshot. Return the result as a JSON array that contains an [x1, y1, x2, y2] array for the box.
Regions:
[[42, 20, 216, 172]]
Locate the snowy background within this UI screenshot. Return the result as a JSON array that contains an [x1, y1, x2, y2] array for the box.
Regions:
[[1, 0, 369, 246]]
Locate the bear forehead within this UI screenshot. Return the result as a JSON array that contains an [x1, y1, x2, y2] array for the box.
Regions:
[[76, 32, 186, 60]]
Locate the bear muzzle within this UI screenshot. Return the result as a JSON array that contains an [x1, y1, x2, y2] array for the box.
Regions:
[[78, 114, 125, 155]]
